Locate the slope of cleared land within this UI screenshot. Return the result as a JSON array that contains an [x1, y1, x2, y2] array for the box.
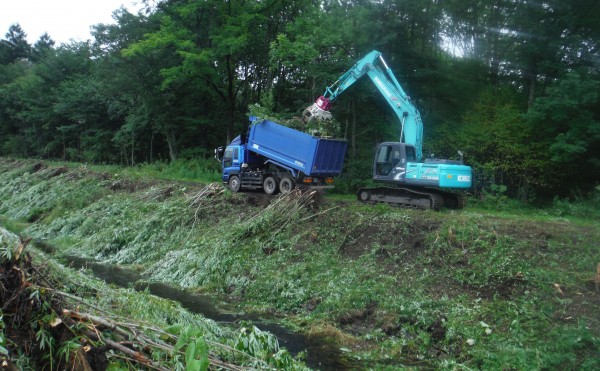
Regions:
[[0, 158, 599, 369]]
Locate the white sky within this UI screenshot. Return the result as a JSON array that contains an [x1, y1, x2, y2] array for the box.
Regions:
[[0, 0, 145, 45]]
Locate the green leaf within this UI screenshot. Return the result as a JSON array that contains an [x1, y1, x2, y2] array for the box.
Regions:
[[165, 324, 183, 336], [106, 362, 129, 371], [185, 337, 208, 371]]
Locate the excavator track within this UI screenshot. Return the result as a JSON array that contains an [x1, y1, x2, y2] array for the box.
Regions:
[[356, 187, 445, 210], [433, 189, 467, 209]]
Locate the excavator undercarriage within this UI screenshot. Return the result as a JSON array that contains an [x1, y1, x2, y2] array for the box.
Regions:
[[356, 186, 466, 210]]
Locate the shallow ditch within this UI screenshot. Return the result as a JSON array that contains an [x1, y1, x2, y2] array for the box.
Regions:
[[34, 240, 356, 370]]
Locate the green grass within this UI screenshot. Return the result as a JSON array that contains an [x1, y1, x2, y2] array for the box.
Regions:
[[467, 186, 600, 223], [0, 157, 598, 369], [43, 157, 222, 184]]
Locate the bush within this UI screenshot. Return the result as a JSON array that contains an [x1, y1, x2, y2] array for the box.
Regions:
[[550, 187, 600, 219], [331, 158, 372, 194], [141, 158, 221, 183]]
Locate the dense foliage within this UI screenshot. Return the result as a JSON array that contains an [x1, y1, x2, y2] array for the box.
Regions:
[[1, 0, 599, 200]]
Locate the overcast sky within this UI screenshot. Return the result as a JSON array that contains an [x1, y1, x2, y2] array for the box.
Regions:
[[0, 0, 145, 45]]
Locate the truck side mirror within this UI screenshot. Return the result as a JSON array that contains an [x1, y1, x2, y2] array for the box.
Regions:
[[457, 150, 464, 164], [215, 147, 225, 162]]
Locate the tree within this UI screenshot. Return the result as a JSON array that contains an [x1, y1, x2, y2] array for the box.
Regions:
[[31, 33, 55, 62], [0, 24, 31, 64], [526, 71, 600, 195]]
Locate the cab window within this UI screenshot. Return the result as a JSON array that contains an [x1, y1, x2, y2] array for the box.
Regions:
[[375, 145, 394, 176], [392, 150, 402, 166], [376, 145, 392, 163], [405, 146, 416, 162]]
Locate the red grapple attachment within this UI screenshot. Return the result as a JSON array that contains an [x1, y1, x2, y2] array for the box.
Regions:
[[302, 96, 333, 125]]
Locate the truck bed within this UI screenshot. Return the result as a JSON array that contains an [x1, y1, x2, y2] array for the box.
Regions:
[[248, 119, 347, 177]]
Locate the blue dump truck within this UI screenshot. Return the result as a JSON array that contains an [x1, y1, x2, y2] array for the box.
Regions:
[[215, 118, 347, 194]]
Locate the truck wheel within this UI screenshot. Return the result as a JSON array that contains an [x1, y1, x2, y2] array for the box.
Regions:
[[279, 177, 295, 194], [263, 176, 279, 195], [228, 175, 241, 192]]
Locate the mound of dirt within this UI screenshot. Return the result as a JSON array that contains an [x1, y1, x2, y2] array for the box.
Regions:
[[338, 214, 440, 266]]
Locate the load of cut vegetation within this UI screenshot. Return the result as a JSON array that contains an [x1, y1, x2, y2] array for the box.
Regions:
[[0, 227, 304, 369], [248, 101, 341, 138]]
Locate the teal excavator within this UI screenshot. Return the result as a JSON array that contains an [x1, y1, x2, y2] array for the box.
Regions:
[[303, 50, 471, 210]]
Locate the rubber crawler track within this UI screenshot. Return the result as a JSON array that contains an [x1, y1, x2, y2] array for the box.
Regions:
[[356, 186, 465, 210]]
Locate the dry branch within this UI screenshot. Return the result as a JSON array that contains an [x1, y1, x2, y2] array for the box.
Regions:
[[64, 309, 131, 338], [187, 183, 226, 222], [14, 236, 31, 262], [1, 227, 264, 370], [138, 186, 175, 201]]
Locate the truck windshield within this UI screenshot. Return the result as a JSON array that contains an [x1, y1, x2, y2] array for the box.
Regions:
[[223, 148, 234, 168]]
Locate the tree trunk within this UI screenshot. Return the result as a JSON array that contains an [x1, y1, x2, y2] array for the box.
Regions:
[[131, 129, 135, 166], [226, 54, 235, 143], [518, 178, 529, 203], [351, 99, 357, 158], [149, 132, 154, 163], [527, 72, 537, 110], [488, 0, 501, 85], [344, 101, 350, 139], [166, 129, 177, 162]]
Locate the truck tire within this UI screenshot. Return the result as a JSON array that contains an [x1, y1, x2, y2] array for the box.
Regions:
[[279, 177, 295, 194], [263, 176, 279, 195], [228, 175, 241, 192]]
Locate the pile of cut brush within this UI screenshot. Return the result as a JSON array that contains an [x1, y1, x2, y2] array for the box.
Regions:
[[0, 229, 160, 370], [0, 228, 267, 370]]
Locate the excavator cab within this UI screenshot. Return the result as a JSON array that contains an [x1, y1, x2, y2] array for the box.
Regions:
[[373, 142, 416, 181]]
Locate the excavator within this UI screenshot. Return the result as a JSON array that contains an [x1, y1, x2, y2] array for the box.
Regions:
[[303, 50, 472, 210]]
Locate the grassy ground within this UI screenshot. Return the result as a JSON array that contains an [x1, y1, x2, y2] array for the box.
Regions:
[[1, 157, 599, 369]]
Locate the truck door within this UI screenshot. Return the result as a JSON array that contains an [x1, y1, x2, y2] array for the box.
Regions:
[[222, 146, 240, 182]]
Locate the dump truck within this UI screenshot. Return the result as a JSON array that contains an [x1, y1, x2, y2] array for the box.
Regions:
[[215, 118, 347, 194]]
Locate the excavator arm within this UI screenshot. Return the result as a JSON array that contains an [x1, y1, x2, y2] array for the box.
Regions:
[[303, 50, 423, 160]]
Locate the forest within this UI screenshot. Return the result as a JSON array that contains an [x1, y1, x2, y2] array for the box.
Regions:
[[1, 0, 599, 201]]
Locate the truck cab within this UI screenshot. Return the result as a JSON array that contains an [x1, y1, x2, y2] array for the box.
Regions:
[[221, 145, 241, 180], [215, 139, 265, 192]]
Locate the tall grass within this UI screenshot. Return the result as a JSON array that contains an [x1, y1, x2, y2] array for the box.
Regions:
[[137, 158, 222, 183]]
